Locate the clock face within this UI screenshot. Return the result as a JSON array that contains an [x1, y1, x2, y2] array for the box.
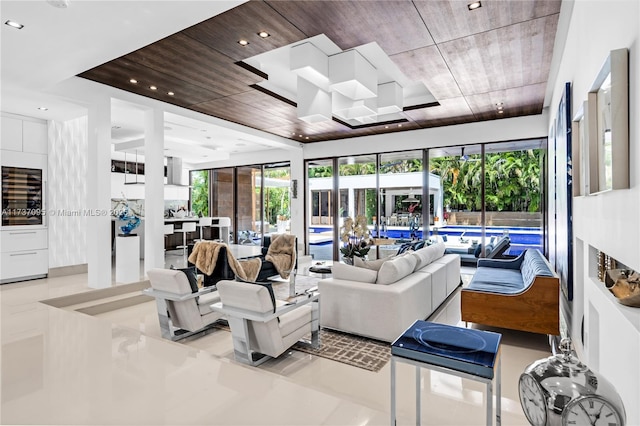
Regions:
[[562, 395, 623, 426], [518, 373, 547, 426]]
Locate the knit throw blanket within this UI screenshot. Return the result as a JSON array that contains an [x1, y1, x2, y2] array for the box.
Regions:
[[265, 234, 297, 279], [188, 241, 261, 282]]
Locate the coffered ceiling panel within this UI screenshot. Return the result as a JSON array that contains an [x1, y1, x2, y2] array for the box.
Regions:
[[182, 1, 307, 62], [77, 0, 561, 143], [230, 90, 299, 123], [439, 15, 559, 95], [466, 83, 547, 119], [404, 97, 475, 127], [390, 45, 462, 100], [266, 0, 435, 55], [192, 95, 296, 130], [79, 58, 224, 108], [121, 33, 263, 97], [414, 0, 562, 43]]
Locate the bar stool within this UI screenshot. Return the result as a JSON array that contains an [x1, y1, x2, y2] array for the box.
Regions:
[[163, 224, 174, 252], [197, 217, 212, 241], [177, 222, 196, 257]]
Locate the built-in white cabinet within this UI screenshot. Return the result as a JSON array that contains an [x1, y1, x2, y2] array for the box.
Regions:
[[1, 115, 47, 154], [1, 113, 49, 284], [1, 116, 23, 152], [22, 120, 48, 154]]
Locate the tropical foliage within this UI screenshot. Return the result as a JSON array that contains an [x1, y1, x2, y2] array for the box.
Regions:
[[308, 150, 542, 215], [263, 168, 291, 224], [429, 149, 542, 212], [190, 170, 209, 216]]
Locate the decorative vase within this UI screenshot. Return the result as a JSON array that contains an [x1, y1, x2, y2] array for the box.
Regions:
[[342, 256, 354, 265]]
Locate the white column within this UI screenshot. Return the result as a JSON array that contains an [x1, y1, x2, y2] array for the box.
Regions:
[[86, 96, 112, 288], [144, 109, 165, 275], [288, 148, 304, 243], [348, 187, 355, 218]]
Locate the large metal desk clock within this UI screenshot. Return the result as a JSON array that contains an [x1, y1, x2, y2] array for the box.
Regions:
[[518, 338, 626, 426]]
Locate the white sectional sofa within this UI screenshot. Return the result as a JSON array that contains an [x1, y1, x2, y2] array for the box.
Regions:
[[317, 243, 461, 342]]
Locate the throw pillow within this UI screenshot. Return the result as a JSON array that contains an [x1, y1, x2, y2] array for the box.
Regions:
[[377, 254, 418, 285], [354, 255, 394, 271], [411, 242, 446, 271], [332, 262, 378, 283]]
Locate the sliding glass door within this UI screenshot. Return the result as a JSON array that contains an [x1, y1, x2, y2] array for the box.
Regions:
[[307, 159, 334, 261]]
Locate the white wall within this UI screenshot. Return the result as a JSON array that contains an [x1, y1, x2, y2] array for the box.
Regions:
[[547, 1, 640, 423], [48, 117, 88, 268]]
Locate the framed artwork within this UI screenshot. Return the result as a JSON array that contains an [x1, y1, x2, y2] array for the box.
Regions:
[[555, 82, 573, 302], [587, 48, 629, 193]]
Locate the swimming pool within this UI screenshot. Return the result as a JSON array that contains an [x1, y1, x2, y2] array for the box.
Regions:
[[309, 224, 543, 256]]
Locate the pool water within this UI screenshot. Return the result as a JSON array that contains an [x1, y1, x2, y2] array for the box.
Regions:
[[309, 225, 543, 256]]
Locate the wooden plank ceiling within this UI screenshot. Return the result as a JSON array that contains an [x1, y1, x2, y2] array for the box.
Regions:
[[78, 0, 561, 143]]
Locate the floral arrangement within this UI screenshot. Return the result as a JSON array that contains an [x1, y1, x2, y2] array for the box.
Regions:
[[339, 215, 371, 261]]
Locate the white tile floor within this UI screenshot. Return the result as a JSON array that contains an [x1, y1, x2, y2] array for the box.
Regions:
[[1, 255, 553, 425]]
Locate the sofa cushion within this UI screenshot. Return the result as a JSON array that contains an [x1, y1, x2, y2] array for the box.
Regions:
[[521, 249, 553, 287], [377, 254, 418, 285], [354, 255, 394, 271], [468, 267, 526, 294], [411, 242, 445, 271], [333, 262, 378, 283]]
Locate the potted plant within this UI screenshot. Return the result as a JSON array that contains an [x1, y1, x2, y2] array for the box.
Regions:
[[339, 215, 371, 264]]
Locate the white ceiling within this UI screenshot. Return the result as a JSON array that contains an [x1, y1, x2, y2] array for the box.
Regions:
[[0, 0, 297, 165]]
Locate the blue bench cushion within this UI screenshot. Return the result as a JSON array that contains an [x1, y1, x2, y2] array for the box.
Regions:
[[467, 267, 526, 294], [520, 250, 553, 287]]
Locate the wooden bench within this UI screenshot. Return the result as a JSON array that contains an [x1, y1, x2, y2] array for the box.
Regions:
[[461, 249, 560, 335]]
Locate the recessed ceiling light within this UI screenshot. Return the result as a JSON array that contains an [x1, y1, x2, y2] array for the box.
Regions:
[[5, 20, 24, 29], [468, 1, 482, 11], [495, 102, 503, 106], [206, 136, 212, 140], [37, 107, 48, 111], [238, 39, 249, 46], [398, 124, 403, 127], [498, 110, 504, 114], [149, 85, 157, 90], [129, 79, 138, 84], [167, 91, 174, 96], [385, 126, 389, 129], [305, 137, 309, 140], [298, 134, 303, 137], [258, 31, 270, 38]]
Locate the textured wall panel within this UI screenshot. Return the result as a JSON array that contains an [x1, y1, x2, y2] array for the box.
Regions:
[[48, 117, 88, 268]]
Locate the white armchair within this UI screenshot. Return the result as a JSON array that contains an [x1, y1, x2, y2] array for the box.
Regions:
[[213, 280, 320, 366], [145, 268, 223, 341]]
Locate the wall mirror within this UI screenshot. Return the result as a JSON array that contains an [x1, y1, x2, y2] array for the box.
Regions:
[[587, 48, 629, 193], [572, 101, 596, 196]]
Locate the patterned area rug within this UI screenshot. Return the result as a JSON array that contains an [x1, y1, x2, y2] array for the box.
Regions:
[[293, 329, 390, 373], [221, 274, 391, 372]]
